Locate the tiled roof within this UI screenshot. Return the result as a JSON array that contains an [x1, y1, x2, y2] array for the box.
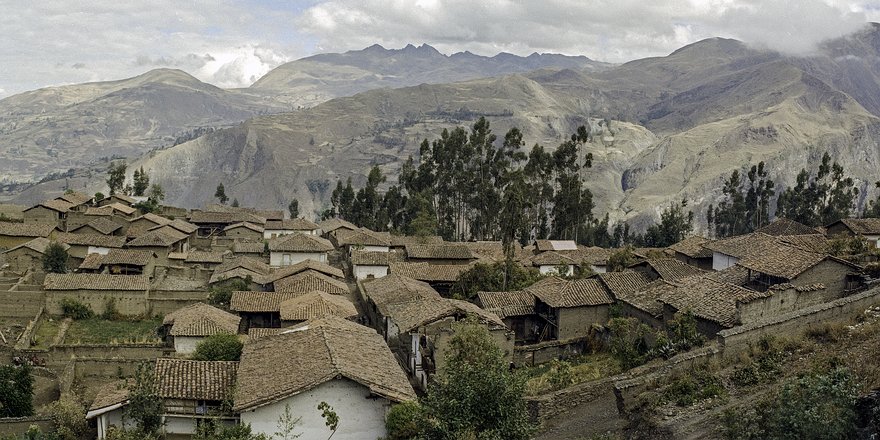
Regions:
[[224, 222, 265, 233], [0, 222, 55, 238], [530, 251, 577, 266], [104, 203, 137, 216], [202, 204, 282, 221], [333, 228, 391, 247], [78, 253, 104, 270], [88, 380, 129, 412], [231, 291, 305, 313], [656, 276, 770, 328], [268, 232, 334, 252], [476, 290, 537, 318], [832, 218, 880, 235], [109, 194, 137, 205], [247, 327, 283, 340], [185, 251, 225, 264], [84, 206, 113, 217], [154, 358, 238, 401], [317, 218, 358, 233], [56, 232, 126, 248], [164, 303, 240, 337], [703, 232, 775, 258], [232, 241, 265, 254], [735, 241, 826, 279], [614, 279, 668, 316], [389, 235, 444, 247], [265, 218, 320, 231], [127, 228, 187, 247], [268, 259, 345, 281], [27, 199, 74, 213], [405, 243, 474, 260], [535, 240, 578, 252], [777, 234, 830, 254], [704, 265, 751, 286], [5, 237, 69, 254], [526, 276, 614, 308], [131, 213, 172, 227], [73, 218, 122, 235], [215, 256, 271, 275], [209, 268, 268, 285], [351, 250, 390, 266], [279, 291, 358, 321], [44, 273, 149, 291], [274, 270, 349, 294], [190, 210, 266, 225], [634, 258, 705, 281], [461, 241, 508, 263], [151, 219, 198, 235], [597, 271, 653, 298], [102, 249, 155, 266], [755, 218, 819, 236], [667, 236, 713, 259], [385, 297, 505, 333], [361, 274, 443, 315], [233, 316, 416, 411], [560, 246, 613, 266], [388, 261, 471, 282], [56, 191, 92, 206]]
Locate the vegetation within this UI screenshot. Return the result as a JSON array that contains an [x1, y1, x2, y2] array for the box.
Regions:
[[106, 162, 127, 195], [58, 298, 93, 320], [132, 166, 150, 196], [64, 317, 160, 344], [638, 199, 695, 247], [191, 333, 243, 361], [208, 278, 250, 310], [41, 242, 68, 274], [194, 421, 269, 440], [776, 152, 858, 227], [385, 401, 423, 440], [274, 403, 302, 440], [0, 364, 34, 417], [451, 261, 542, 300], [215, 183, 229, 204], [46, 396, 89, 440], [125, 362, 164, 435], [606, 246, 637, 272], [317, 401, 339, 439], [662, 366, 725, 407], [607, 317, 653, 370], [523, 353, 622, 395], [708, 162, 775, 238], [288, 199, 299, 218]]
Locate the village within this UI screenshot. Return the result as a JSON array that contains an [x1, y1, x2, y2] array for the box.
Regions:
[[0, 190, 879, 439]]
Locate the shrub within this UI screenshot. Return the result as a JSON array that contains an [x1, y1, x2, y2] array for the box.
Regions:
[[663, 367, 725, 407], [805, 323, 847, 343], [47, 396, 89, 440], [385, 401, 424, 440], [608, 317, 651, 370], [41, 242, 68, 274], [102, 297, 121, 321], [208, 278, 249, 309], [59, 298, 93, 320], [0, 364, 34, 417], [192, 333, 243, 361]]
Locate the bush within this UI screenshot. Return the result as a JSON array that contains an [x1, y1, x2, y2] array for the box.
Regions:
[[805, 323, 847, 343], [663, 367, 725, 407], [0, 364, 34, 417], [385, 401, 424, 440], [208, 278, 249, 309], [59, 298, 94, 320], [102, 297, 121, 321], [47, 396, 89, 440], [41, 242, 68, 274], [730, 338, 784, 388], [608, 317, 651, 370], [192, 333, 243, 361]]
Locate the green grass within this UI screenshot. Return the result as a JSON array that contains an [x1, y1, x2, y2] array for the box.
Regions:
[[523, 352, 622, 395], [63, 317, 162, 344], [32, 317, 63, 349]]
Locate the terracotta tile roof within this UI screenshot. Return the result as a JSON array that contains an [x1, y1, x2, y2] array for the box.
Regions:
[[274, 270, 349, 294], [351, 250, 390, 266], [102, 249, 155, 266], [705, 265, 751, 286], [530, 251, 577, 266], [385, 297, 505, 333], [73, 218, 122, 235], [389, 235, 444, 247], [88, 380, 129, 412], [526, 276, 614, 308], [104, 203, 137, 216], [151, 219, 198, 235], [405, 243, 474, 260], [190, 210, 266, 225], [56, 232, 126, 248], [127, 228, 187, 247], [231, 291, 305, 313], [131, 213, 172, 227], [185, 251, 225, 264], [109, 194, 137, 205], [755, 218, 820, 236], [831, 218, 880, 235], [333, 228, 391, 247], [777, 234, 830, 254], [268, 259, 345, 281], [279, 291, 358, 321], [561, 246, 613, 266], [164, 303, 240, 337], [5, 237, 69, 254], [0, 222, 56, 238], [155, 358, 238, 401], [703, 232, 775, 258], [476, 290, 537, 318], [597, 271, 653, 298], [614, 279, 668, 317], [265, 218, 320, 231], [317, 218, 358, 233], [535, 240, 579, 252], [44, 273, 149, 291], [202, 205, 282, 221], [210, 268, 268, 285], [224, 222, 265, 234], [247, 327, 283, 340], [215, 256, 270, 275], [461, 241, 508, 263], [56, 191, 92, 206], [268, 232, 333, 252], [27, 199, 74, 213], [633, 258, 706, 281], [735, 241, 827, 279], [389, 261, 471, 282], [78, 253, 104, 270], [232, 241, 265, 254], [656, 276, 770, 328], [233, 316, 416, 411], [667, 236, 713, 259], [361, 274, 443, 315]]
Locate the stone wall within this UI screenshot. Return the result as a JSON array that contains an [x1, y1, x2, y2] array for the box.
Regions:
[[526, 376, 617, 423], [45, 290, 148, 316], [0, 417, 53, 436], [513, 337, 590, 367]]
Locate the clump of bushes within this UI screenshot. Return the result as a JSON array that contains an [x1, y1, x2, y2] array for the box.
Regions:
[[59, 298, 93, 320], [663, 366, 725, 407], [192, 334, 243, 361]]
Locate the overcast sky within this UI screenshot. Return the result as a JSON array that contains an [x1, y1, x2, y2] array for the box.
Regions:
[[1, 0, 879, 98]]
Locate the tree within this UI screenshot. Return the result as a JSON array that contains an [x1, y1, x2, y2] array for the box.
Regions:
[[274, 403, 302, 440], [288, 199, 299, 218], [106, 162, 127, 196], [148, 184, 165, 203], [194, 421, 270, 440], [42, 242, 68, 274], [317, 401, 339, 440], [0, 364, 33, 417], [231, 198, 240, 208], [777, 152, 857, 226], [607, 246, 637, 272], [420, 320, 535, 439], [640, 199, 694, 247], [47, 396, 89, 440], [94, 192, 105, 202], [215, 183, 229, 205], [125, 362, 163, 435], [191, 333, 243, 361], [452, 262, 542, 300], [132, 166, 150, 197], [711, 163, 775, 238]]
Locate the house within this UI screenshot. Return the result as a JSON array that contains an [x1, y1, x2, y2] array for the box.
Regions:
[[477, 290, 540, 344], [43, 273, 150, 316], [55, 191, 93, 211], [704, 232, 775, 271], [234, 316, 416, 440], [529, 251, 577, 276], [151, 218, 199, 236], [389, 235, 444, 251], [189, 210, 267, 237], [231, 290, 303, 329], [268, 233, 334, 266], [263, 218, 320, 238], [267, 259, 345, 285], [597, 271, 655, 324], [209, 257, 271, 289], [70, 217, 123, 236], [332, 227, 391, 254], [547, 245, 613, 273], [2, 238, 70, 274], [55, 233, 126, 262], [23, 199, 73, 229], [278, 291, 358, 325], [273, 270, 349, 295], [527, 277, 615, 341], [127, 213, 172, 237], [0, 222, 56, 251], [79, 249, 157, 276], [317, 218, 358, 237], [231, 240, 265, 258], [126, 228, 190, 266], [98, 193, 137, 207], [826, 218, 880, 247], [404, 243, 475, 265], [86, 381, 132, 439], [628, 258, 705, 282], [667, 236, 714, 270], [223, 222, 265, 241], [359, 274, 443, 331], [169, 250, 226, 270], [351, 250, 390, 280], [755, 217, 820, 236], [388, 261, 471, 295], [162, 303, 241, 354], [383, 297, 510, 390]]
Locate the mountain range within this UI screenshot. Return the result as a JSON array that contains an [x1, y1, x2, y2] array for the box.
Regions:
[[4, 26, 880, 231]]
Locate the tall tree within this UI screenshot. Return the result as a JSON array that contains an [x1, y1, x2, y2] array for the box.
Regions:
[[214, 183, 229, 205], [106, 162, 127, 196], [288, 199, 299, 218], [640, 199, 694, 247], [126, 362, 163, 435], [42, 242, 68, 274], [711, 162, 774, 238], [132, 166, 150, 197], [777, 152, 857, 226], [0, 364, 33, 417]]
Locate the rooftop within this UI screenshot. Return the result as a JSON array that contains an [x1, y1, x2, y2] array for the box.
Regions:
[[164, 302, 241, 337]]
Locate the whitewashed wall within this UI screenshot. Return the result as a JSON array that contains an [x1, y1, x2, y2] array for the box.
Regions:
[[538, 264, 575, 276], [173, 336, 204, 354], [354, 265, 388, 280], [712, 251, 739, 271], [270, 251, 327, 267]]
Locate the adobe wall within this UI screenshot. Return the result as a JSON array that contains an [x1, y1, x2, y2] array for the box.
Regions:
[[0, 417, 53, 436], [557, 305, 608, 340], [45, 290, 149, 316], [0, 290, 45, 318], [526, 376, 617, 424], [792, 259, 853, 295], [513, 337, 590, 367]]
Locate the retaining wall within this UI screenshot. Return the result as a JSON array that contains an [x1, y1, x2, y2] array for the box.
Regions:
[[0, 417, 53, 436]]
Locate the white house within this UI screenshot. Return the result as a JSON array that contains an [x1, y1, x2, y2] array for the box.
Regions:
[[233, 316, 416, 440], [268, 232, 334, 267], [531, 251, 577, 276], [86, 382, 132, 440], [162, 303, 241, 354], [332, 228, 391, 254], [263, 218, 320, 239], [351, 250, 390, 280], [705, 233, 775, 271]]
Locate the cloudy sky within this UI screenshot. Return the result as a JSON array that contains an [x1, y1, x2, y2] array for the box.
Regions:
[[1, 0, 879, 98]]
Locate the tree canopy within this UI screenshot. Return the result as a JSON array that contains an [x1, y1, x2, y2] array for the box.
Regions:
[[42, 242, 68, 274], [191, 333, 243, 361]]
